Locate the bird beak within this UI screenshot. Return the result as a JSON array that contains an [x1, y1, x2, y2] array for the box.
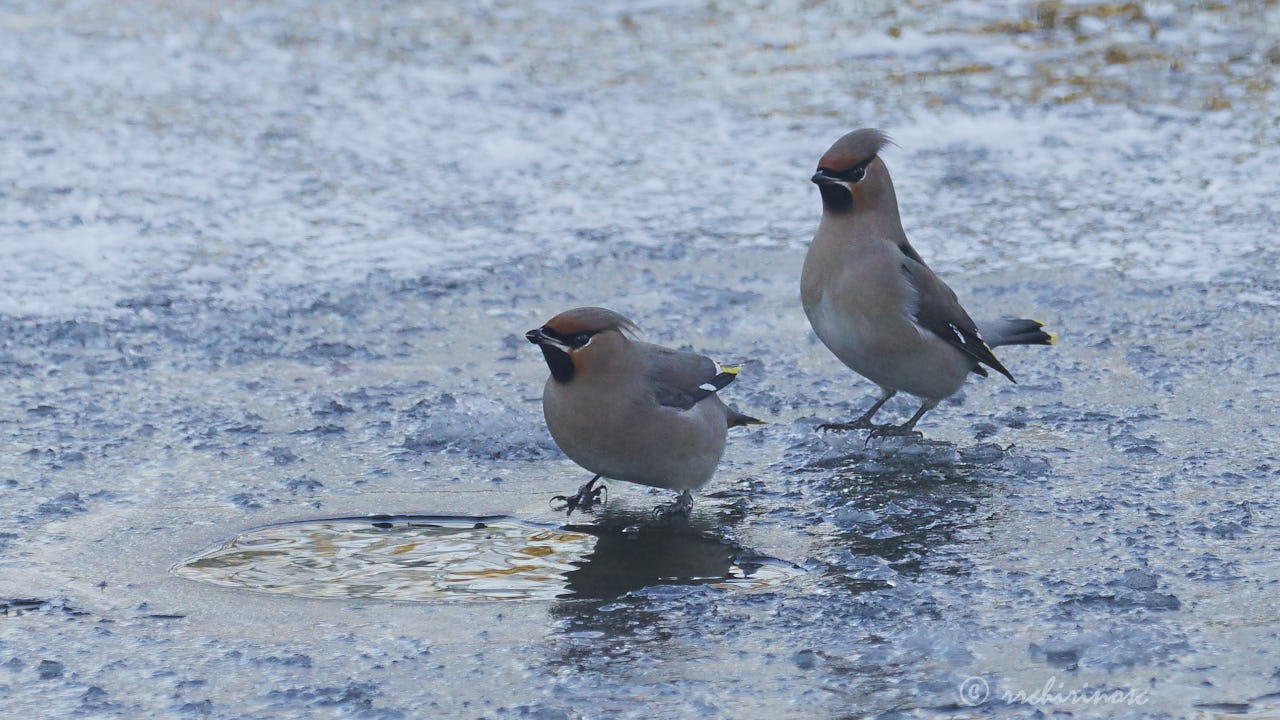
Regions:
[[526, 327, 569, 351], [811, 169, 837, 185]]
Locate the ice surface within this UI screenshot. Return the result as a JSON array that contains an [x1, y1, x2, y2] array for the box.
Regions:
[[3, 1, 1280, 718]]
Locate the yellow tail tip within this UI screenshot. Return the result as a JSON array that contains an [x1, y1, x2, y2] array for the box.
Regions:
[[720, 365, 741, 375], [1046, 331, 1059, 345]]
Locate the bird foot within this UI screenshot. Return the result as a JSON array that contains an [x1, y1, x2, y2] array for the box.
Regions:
[[817, 418, 879, 433], [550, 476, 607, 515], [651, 490, 694, 521], [865, 424, 923, 442]]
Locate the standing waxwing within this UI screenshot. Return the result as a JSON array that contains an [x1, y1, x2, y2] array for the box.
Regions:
[[526, 307, 763, 516], [801, 129, 1056, 436]]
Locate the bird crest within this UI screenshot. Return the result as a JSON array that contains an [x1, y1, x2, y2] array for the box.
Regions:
[[818, 128, 894, 171], [543, 307, 639, 337]]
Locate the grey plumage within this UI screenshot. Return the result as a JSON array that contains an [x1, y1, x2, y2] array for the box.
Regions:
[[899, 255, 1013, 381], [802, 129, 1055, 436], [527, 307, 762, 513], [979, 317, 1057, 347], [639, 343, 737, 411]]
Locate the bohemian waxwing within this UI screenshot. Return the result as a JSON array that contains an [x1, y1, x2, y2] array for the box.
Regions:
[[526, 307, 763, 516], [801, 129, 1056, 436]]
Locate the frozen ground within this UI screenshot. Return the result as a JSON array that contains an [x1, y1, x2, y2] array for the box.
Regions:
[[2, 0, 1280, 718]]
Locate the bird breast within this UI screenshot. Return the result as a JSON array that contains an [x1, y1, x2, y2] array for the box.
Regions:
[[802, 231, 972, 399], [541, 377, 727, 491]]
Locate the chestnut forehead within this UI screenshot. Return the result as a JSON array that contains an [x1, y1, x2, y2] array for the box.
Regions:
[[818, 145, 867, 171], [544, 314, 597, 334]]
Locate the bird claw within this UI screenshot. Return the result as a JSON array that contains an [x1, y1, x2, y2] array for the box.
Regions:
[[550, 478, 607, 515], [651, 490, 693, 521], [865, 425, 923, 444], [817, 418, 877, 433]]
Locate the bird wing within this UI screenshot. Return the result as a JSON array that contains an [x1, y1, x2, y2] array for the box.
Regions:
[[635, 342, 742, 411], [898, 253, 1015, 382]]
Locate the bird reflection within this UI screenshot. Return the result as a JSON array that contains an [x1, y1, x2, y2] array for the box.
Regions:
[[545, 506, 805, 642], [557, 508, 750, 601], [808, 437, 1050, 589]]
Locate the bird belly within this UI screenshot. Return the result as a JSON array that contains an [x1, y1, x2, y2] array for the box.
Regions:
[[806, 291, 969, 400], [543, 384, 727, 491]]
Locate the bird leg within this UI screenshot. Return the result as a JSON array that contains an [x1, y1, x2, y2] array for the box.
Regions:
[[550, 474, 607, 515], [652, 489, 694, 521], [819, 388, 897, 432], [867, 400, 937, 440]]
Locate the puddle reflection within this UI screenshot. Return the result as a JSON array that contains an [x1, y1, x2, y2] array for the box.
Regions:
[[173, 513, 800, 603]]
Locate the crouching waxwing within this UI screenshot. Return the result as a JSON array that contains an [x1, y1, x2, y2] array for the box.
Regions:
[[802, 129, 1056, 436], [526, 307, 763, 516]]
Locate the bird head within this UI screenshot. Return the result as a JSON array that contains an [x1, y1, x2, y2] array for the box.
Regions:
[[810, 128, 894, 214], [526, 307, 638, 383]]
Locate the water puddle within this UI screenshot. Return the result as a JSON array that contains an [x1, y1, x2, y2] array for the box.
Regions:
[[173, 514, 802, 602]]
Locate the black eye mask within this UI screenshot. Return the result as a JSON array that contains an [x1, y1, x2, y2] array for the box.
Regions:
[[817, 157, 872, 183], [541, 327, 598, 350]]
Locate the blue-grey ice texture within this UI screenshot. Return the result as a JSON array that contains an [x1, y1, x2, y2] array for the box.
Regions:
[[2, 1, 1280, 718]]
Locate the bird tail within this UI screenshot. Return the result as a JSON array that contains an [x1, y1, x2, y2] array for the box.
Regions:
[[725, 407, 766, 428], [979, 318, 1058, 348]]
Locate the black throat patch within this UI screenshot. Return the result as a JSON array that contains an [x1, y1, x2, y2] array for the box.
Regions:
[[819, 182, 853, 213], [539, 345, 575, 383]]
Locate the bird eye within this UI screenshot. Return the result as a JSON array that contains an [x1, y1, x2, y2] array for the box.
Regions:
[[569, 331, 596, 348], [849, 166, 866, 182]]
